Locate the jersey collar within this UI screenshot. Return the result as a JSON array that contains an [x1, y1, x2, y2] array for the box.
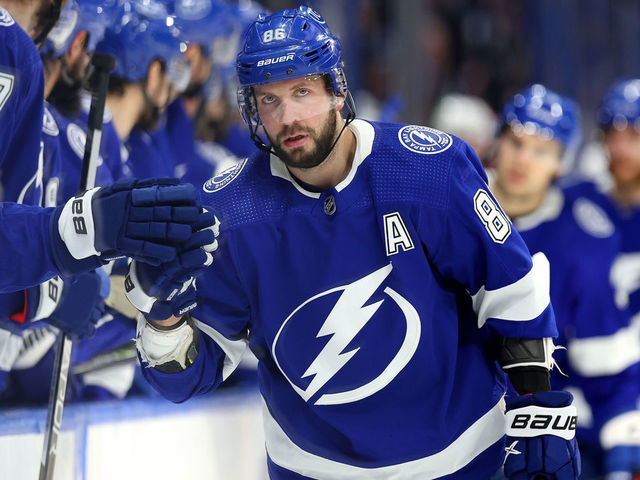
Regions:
[[512, 187, 564, 231], [269, 118, 375, 199]]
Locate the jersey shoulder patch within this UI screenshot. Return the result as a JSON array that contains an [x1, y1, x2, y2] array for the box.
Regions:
[[397, 125, 453, 155], [42, 106, 59, 136], [572, 197, 615, 238], [0, 7, 15, 27], [203, 158, 248, 193]]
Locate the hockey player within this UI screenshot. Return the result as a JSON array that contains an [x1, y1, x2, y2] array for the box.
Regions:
[[95, 1, 193, 180], [564, 78, 640, 477], [0, 0, 214, 290], [596, 79, 640, 323], [0, 0, 56, 206], [41, 0, 123, 201], [490, 84, 640, 479], [125, 7, 579, 480], [0, 0, 144, 403]]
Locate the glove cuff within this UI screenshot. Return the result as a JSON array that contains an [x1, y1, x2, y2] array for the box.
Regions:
[[50, 203, 105, 276], [31, 277, 64, 322], [57, 188, 102, 259], [124, 261, 156, 315]]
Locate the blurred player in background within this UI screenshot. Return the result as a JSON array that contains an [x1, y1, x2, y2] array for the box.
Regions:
[[126, 7, 580, 480], [0, 0, 216, 403], [597, 79, 640, 327], [569, 78, 640, 479], [489, 84, 640, 479], [2, 0, 133, 405], [95, 0, 189, 180]]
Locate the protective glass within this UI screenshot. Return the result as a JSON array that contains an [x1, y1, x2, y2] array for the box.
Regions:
[[239, 75, 345, 128]]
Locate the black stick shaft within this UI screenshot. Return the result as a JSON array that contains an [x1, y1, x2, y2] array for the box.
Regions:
[[39, 52, 115, 480]]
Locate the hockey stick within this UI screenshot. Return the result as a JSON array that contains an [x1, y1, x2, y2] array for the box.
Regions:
[[39, 52, 115, 480], [71, 341, 137, 376]]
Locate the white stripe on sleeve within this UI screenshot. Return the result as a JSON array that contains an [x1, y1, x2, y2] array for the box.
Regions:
[[194, 319, 248, 380], [472, 252, 551, 328], [568, 319, 640, 377]]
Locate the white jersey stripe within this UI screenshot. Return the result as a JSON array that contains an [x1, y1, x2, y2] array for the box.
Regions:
[[263, 396, 506, 479], [194, 319, 248, 380], [568, 315, 640, 377], [472, 252, 551, 328]]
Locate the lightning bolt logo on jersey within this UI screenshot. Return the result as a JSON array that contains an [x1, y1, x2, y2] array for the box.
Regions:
[[272, 263, 420, 406]]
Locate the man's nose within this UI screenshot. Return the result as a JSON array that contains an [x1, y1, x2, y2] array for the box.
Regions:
[[276, 99, 303, 125]]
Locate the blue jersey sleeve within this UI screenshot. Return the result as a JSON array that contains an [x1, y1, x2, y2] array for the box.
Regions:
[[420, 141, 556, 339], [0, 202, 59, 291], [0, 11, 45, 205], [140, 227, 250, 403]]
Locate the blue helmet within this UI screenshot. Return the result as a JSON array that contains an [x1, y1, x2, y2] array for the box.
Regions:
[[95, 1, 191, 91], [236, 5, 355, 133], [172, 0, 235, 58], [597, 78, 640, 131], [499, 84, 580, 148], [43, 0, 120, 58]]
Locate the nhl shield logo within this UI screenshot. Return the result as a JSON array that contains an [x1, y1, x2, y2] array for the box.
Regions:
[[398, 125, 453, 155], [203, 159, 248, 193]]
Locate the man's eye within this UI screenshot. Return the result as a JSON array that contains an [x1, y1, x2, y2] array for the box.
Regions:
[[262, 95, 276, 104], [297, 88, 309, 96]]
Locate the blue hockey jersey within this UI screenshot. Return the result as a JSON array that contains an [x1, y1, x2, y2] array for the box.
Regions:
[[41, 104, 62, 208], [0, 9, 64, 292], [564, 181, 640, 328], [504, 179, 640, 451], [160, 99, 214, 186], [48, 105, 116, 203], [124, 127, 176, 179], [0, 7, 44, 206], [141, 120, 557, 479]]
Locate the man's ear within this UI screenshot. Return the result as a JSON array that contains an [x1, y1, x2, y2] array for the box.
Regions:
[[67, 30, 88, 62], [145, 59, 164, 95]]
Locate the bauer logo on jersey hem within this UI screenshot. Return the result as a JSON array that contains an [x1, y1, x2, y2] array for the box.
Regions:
[[203, 158, 248, 193], [398, 125, 453, 155]]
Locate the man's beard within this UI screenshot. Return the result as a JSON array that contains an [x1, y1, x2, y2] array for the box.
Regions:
[[48, 76, 82, 119], [135, 105, 161, 132], [268, 111, 338, 170], [48, 57, 86, 118]]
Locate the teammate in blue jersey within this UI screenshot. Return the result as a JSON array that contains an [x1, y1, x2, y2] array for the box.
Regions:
[[124, 7, 579, 480], [2, 0, 138, 403], [94, 1, 193, 180], [0, 2, 50, 206], [489, 84, 640, 479], [596, 80, 640, 324], [564, 79, 640, 478], [0, 2, 215, 291]]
